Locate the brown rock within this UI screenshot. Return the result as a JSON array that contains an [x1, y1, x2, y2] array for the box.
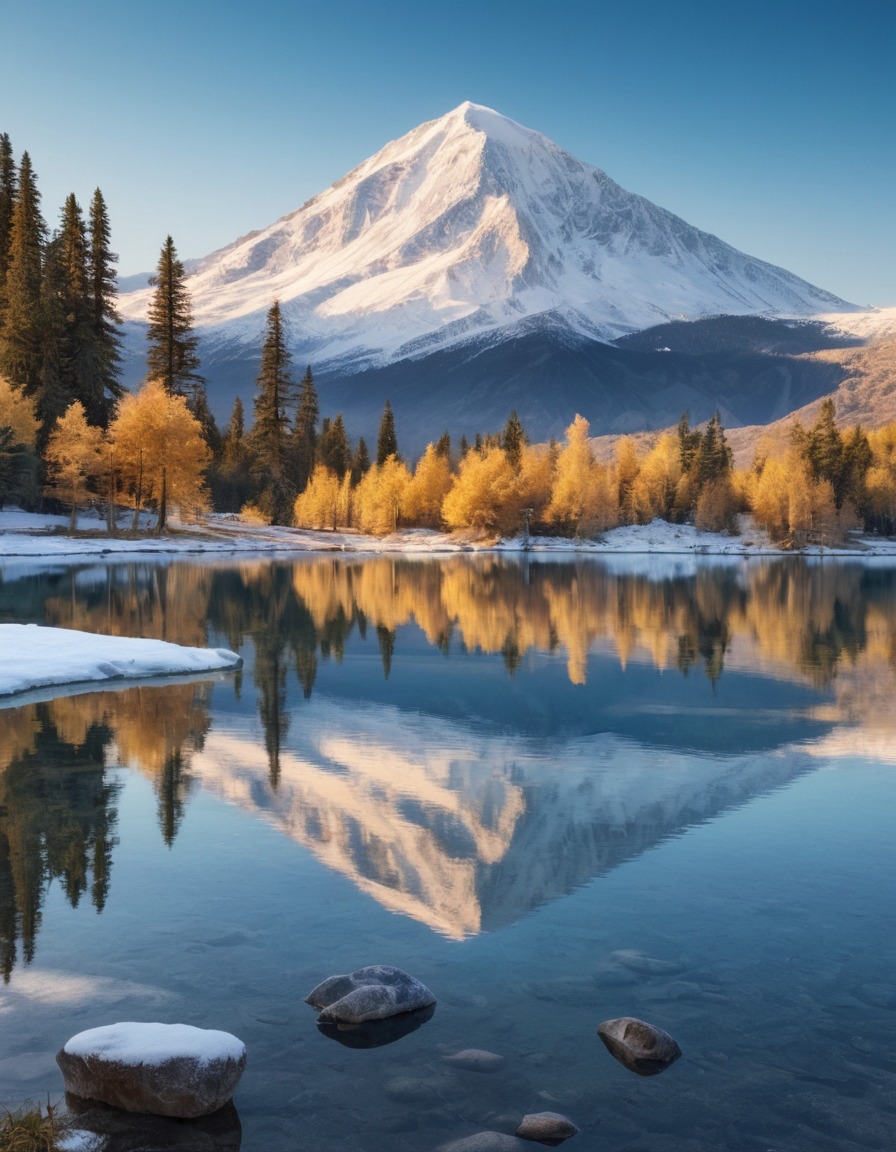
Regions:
[[515, 1110, 579, 1145], [597, 1016, 681, 1076], [56, 1023, 246, 1119]]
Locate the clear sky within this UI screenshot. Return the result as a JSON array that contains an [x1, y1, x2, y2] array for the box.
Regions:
[[2, 0, 893, 305]]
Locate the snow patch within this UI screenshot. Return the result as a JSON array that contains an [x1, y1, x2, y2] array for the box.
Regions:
[[0, 625, 242, 699], [63, 1022, 245, 1067]]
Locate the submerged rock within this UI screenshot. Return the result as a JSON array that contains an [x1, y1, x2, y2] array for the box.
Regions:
[[317, 1003, 435, 1048], [597, 1016, 682, 1076], [63, 1096, 242, 1151], [305, 964, 436, 1023], [610, 949, 685, 976], [515, 1111, 579, 1145], [437, 1134, 529, 1151], [442, 1048, 506, 1072], [56, 1022, 246, 1119]]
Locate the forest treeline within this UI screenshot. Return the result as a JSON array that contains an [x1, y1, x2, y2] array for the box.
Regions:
[[2, 133, 896, 543]]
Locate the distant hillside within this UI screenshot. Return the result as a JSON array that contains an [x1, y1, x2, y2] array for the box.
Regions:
[[590, 338, 896, 467]]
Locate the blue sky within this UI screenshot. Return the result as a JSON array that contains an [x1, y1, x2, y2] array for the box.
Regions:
[[3, 1, 893, 304]]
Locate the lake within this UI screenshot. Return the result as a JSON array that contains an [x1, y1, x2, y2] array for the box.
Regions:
[[1, 552, 894, 1151]]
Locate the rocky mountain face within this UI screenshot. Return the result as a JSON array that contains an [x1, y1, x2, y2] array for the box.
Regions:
[[118, 102, 869, 447]]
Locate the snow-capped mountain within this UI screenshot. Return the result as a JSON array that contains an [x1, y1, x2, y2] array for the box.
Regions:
[[119, 102, 856, 372]]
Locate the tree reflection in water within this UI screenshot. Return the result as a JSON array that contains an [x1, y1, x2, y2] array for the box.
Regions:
[[2, 553, 896, 964]]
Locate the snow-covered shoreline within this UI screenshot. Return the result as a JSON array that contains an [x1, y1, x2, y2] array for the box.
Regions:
[[0, 624, 242, 701], [3, 507, 896, 561]]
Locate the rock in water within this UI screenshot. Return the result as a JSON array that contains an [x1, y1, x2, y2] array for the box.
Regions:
[[56, 1022, 247, 1118], [515, 1111, 579, 1145], [437, 1134, 529, 1152], [63, 1096, 242, 1151], [305, 964, 436, 1023], [443, 1048, 506, 1072], [317, 1003, 435, 1048], [597, 1016, 681, 1076]]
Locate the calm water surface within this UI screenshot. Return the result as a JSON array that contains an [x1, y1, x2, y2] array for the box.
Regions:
[[1, 553, 895, 1151]]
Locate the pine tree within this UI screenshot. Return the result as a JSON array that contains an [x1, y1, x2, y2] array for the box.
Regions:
[[376, 398, 398, 464], [146, 235, 205, 405], [87, 188, 123, 418], [351, 436, 370, 486], [435, 430, 452, 460], [35, 234, 70, 441], [677, 412, 701, 474], [502, 410, 526, 469], [250, 300, 295, 524], [55, 193, 105, 426], [318, 412, 351, 476], [290, 364, 318, 493], [0, 133, 17, 330], [212, 395, 253, 510], [0, 153, 45, 399], [692, 412, 732, 488]]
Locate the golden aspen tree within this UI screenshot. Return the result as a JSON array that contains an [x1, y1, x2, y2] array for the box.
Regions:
[[0, 375, 41, 507], [614, 435, 640, 524], [110, 378, 210, 533], [293, 464, 342, 529], [546, 415, 617, 536], [630, 433, 681, 523], [441, 445, 522, 534], [43, 401, 106, 531], [516, 444, 555, 529], [402, 443, 453, 528], [0, 375, 39, 446], [353, 455, 412, 535]]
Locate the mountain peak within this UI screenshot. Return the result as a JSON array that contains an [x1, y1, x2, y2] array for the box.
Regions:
[[119, 104, 858, 370]]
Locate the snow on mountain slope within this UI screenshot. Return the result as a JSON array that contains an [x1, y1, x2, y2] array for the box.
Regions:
[[118, 102, 857, 368]]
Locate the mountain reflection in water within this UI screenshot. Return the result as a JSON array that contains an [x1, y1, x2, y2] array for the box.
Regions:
[[1, 554, 895, 969]]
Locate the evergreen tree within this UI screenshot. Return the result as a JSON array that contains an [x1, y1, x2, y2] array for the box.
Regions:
[[0, 153, 45, 399], [146, 235, 205, 405], [35, 234, 70, 441], [215, 396, 252, 512], [376, 398, 398, 464], [677, 412, 701, 474], [692, 411, 732, 488], [0, 133, 17, 329], [459, 433, 470, 459], [840, 424, 873, 513], [87, 188, 123, 418], [55, 193, 105, 426], [502, 409, 526, 469], [351, 435, 370, 486], [250, 300, 295, 524], [435, 430, 452, 460], [801, 398, 838, 483], [318, 412, 351, 476], [290, 364, 318, 493]]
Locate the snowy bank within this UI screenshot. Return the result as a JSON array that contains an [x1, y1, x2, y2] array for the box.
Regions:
[[0, 625, 242, 699], [3, 508, 896, 561]]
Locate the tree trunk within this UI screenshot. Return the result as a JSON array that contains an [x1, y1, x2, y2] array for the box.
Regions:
[[132, 450, 143, 532], [156, 466, 167, 534]]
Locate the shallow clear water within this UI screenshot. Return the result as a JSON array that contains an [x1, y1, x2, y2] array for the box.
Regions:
[[1, 553, 895, 1151]]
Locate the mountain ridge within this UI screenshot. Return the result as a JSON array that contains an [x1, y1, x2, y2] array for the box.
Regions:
[[119, 102, 857, 370]]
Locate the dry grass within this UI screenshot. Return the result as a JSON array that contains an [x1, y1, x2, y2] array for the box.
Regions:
[[0, 1100, 67, 1152]]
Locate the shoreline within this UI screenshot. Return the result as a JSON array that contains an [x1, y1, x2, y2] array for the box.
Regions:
[[2, 508, 896, 561]]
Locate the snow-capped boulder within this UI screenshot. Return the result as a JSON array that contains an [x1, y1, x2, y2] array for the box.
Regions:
[[56, 1022, 247, 1118], [305, 964, 436, 1023], [597, 1016, 682, 1076]]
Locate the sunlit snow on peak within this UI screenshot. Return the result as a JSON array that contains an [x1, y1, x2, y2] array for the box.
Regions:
[[119, 103, 859, 367]]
